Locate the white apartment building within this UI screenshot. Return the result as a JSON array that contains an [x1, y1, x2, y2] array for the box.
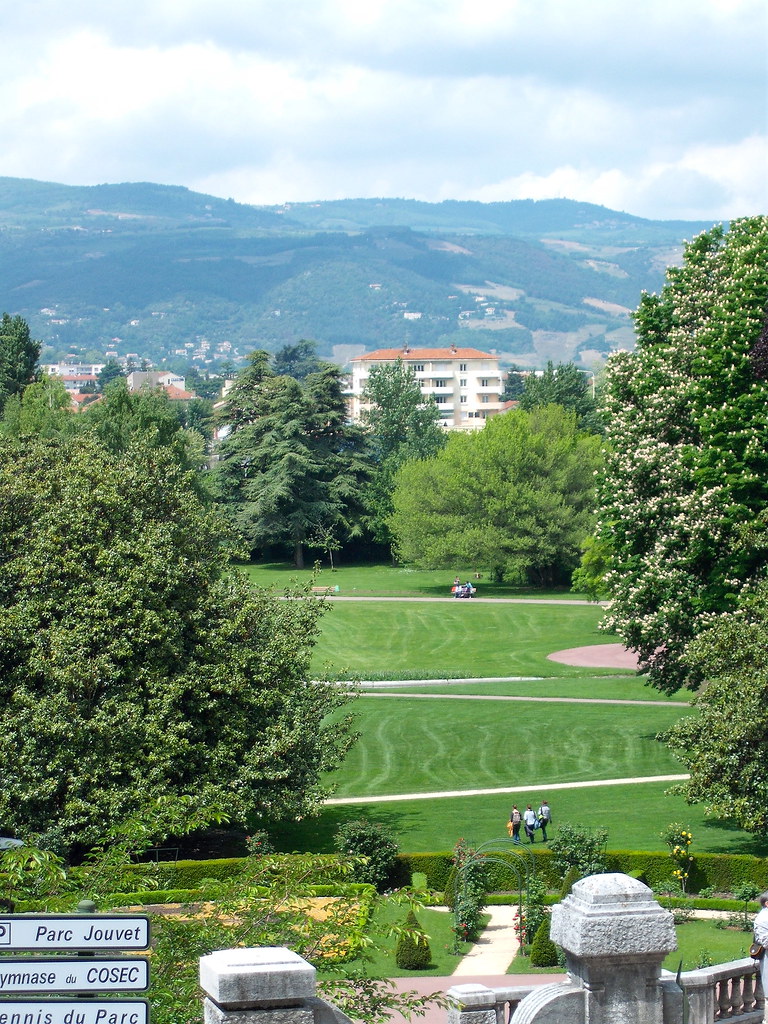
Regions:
[[349, 345, 503, 430]]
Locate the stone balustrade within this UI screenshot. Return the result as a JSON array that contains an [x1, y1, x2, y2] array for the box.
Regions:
[[446, 983, 535, 1024], [671, 958, 762, 1023]]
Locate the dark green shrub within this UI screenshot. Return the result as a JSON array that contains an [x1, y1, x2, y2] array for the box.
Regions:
[[245, 831, 275, 856], [394, 910, 432, 970], [560, 866, 581, 898], [550, 824, 608, 879], [520, 877, 549, 949], [451, 840, 488, 946], [334, 820, 399, 892], [529, 915, 559, 967]]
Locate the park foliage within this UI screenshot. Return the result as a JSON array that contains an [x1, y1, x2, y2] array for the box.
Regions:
[[390, 403, 601, 585], [598, 217, 768, 693], [0, 430, 354, 855], [214, 350, 370, 567]]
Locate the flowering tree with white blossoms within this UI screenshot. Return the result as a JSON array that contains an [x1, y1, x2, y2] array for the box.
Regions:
[[598, 217, 768, 694]]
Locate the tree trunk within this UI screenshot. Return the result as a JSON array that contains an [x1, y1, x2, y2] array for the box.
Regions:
[[294, 542, 304, 569]]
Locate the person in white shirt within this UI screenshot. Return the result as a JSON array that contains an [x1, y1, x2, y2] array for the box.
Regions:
[[753, 891, 768, 1019], [523, 805, 538, 843]]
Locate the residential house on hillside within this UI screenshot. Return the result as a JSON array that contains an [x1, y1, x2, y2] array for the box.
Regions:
[[126, 371, 195, 400], [348, 344, 503, 430]]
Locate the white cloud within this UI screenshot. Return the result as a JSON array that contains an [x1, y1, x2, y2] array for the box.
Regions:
[[0, 0, 764, 219]]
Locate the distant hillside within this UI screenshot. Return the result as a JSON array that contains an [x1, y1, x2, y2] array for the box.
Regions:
[[0, 178, 717, 370]]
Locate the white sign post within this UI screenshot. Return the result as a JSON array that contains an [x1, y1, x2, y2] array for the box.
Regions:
[[0, 917, 150, 952], [0, 958, 149, 993], [0, 913, 152, 1023], [0, 998, 150, 1024]]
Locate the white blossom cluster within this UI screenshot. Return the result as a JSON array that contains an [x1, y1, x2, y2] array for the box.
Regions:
[[597, 217, 768, 692]]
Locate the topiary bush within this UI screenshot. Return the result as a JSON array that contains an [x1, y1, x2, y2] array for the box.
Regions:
[[529, 915, 559, 967], [334, 820, 399, 892], [560, 865, 581, 897], [394, 909, 433, 970]]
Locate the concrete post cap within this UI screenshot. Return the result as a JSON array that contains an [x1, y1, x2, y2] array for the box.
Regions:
[[199, 946, 316, 1009], [551, 872, 677, 958]]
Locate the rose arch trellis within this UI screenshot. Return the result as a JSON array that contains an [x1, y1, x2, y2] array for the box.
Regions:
[[454, 838, 536, 949]]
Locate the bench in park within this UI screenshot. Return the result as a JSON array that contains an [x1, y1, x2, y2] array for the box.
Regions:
[[311, 585, 340, 596]]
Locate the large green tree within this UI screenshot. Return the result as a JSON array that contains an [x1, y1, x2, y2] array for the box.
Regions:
[[0, 374, 75, 439], [662, 580, 768, 834], [361, 359, 446, 544], [0, 432, 354, 855], [390, 404, 601, 585], [216, 352, 370, 567], [518, 360, 600, 432], [598, 217, 768, 692], [0, 313, 40, 412]]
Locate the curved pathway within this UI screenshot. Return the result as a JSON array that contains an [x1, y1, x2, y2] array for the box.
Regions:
[[358, 690, 675, 707], [325, 774, 689, 806]]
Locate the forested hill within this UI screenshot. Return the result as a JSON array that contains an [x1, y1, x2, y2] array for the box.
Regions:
[[0, 177, 717, 369]]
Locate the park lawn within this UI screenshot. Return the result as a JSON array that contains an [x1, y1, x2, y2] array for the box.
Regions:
[[509, 919, 753, 974], [239, 560, 593, 601], [664, 919, 754, 971], [323, 901, 469, 978], [311, 600, 613, 680], [325, 696, 688, 798], [369, 676, 687, 703], [268, 781, 768, 858]]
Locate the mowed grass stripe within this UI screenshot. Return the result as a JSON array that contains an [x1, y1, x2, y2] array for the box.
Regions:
[[312, 600, 611, 680], [368, 677, 686, 702], [326, 697, 688, 798]]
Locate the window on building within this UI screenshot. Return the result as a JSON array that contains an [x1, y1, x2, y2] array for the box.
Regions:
[[481, 395, 489, 403], [434, 379, 447, 387], [459, 363, 467, 371], [480, 378, 490, 387], [414, 364, 424, 372], [434, 395, 447, 404], [460, 395, 467, 403]]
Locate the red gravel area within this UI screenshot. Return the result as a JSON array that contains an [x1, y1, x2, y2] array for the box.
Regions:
[[547, 643, 639, 670], [386, 976, 563, 1024]]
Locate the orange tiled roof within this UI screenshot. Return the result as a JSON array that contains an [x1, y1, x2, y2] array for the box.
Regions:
[[352, 347, 494, 362], [163, 385, 195, 400]]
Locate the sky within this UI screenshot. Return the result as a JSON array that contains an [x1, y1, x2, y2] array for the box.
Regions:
[[0, 0, 766, 222]]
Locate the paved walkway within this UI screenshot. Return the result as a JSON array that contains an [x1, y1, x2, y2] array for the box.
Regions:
[[359, 689, 675, 707], [325, 774, 689, 806], [385, 906, 563, 1024]]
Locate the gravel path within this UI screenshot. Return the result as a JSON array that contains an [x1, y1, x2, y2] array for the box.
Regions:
[[325, 774, 689, 805]]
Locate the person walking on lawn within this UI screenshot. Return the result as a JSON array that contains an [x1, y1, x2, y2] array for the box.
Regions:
[[509, 804, 522, 842], [523, 804, 538, 843], [537, 799, 552, 841]]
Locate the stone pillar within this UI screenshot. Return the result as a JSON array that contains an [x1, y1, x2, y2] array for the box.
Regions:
[[200, 947, 319, 1024], [512, 873, 678, 1024]]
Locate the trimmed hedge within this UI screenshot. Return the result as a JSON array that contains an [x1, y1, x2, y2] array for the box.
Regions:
[[123, 853, 349, 889], [399, 849, 768, 896]]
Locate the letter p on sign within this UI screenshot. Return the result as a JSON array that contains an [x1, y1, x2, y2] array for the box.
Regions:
[[0, 921, 10, 945]]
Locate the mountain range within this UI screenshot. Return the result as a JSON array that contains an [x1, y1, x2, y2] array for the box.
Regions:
[[0, 177, 718, 370]]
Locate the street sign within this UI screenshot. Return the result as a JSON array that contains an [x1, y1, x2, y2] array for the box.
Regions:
[[0, 917, 150, 951], [0, 958, 149, 993], [0, 999, 149, 1024]]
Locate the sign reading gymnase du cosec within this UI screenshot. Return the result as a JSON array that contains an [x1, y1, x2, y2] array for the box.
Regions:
[[0, 959, 149, 993], [0, 916, 151, 1024], [0, 917, 150, 952]]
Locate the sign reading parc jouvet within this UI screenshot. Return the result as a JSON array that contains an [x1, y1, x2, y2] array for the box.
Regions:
[[0, 917, 150, 952]]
